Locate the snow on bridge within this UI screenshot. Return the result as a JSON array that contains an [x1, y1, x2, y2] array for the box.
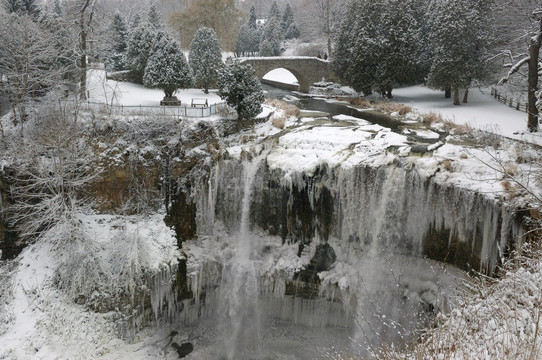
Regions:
[[239, 56, 342, 93]]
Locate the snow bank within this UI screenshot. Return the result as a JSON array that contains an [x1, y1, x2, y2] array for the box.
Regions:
[[0, 213, 180, 360]]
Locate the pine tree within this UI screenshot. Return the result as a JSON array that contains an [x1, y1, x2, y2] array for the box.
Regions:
[[147, 3, 162, 29], [189, 27, 223, 94], [126, 23, 166, 83], [281, 3, 294, 33], [261, 15, 282, 56], [333, 0, 422, 97], [131, 13, 141, 30], [285, 21, 299, 40], [217, 61, 264, 122], [248, 2, 257, 29], [143, 35, 192, 100], [107, 13, 129, 71], [268, 1, 280, 21], [426, 0, 494, 105], [258, 39, 274, 56]]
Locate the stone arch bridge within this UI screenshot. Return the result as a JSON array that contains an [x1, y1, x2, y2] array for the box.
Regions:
[[239, 56, 341, 93]]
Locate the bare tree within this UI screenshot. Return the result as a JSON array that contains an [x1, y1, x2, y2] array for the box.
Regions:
[[496, 1, 542, 132], [299, 0, 346, 55], [77, 0, 97, 100], [6, 103, 99, 242], [0, 13, 68, 130]]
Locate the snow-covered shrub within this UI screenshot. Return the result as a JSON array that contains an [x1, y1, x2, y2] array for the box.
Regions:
[[53, 215, 179, 326], [5, 103, 98, 242]]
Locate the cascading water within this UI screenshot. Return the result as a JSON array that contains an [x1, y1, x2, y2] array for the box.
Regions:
[[170, 92, 525, 358], [217, 151, 267, 359]]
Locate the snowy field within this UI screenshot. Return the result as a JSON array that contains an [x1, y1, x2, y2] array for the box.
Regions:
[[86, 68, 222, 107]]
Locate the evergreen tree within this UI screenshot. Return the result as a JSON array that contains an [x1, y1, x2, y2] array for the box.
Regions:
[[143, 35, 192, 99], [217, 61, 264, 122], [333, 0, 421, 98], [189, 27, 223, 94], [261, 15, 283, 56], [53, 0, 62, 16], [107, 13, 129, 71], [3, 0, 40, 17], [426, 0, 494, 105], [268, 1, 280, 21], [248, 2, 257, 29], [258, 39, 274, 56], [125, 23, 166, 83], [281, 3, 294, 33], [285, 21, 300, 40], [131, 13, 141, 30], [147, 3, 162, 29]]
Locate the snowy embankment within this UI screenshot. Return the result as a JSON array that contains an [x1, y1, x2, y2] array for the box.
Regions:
[[0, 214, 180, 360]]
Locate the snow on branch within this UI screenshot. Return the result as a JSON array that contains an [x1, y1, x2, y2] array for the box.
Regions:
[[498, 56, 530, 85]]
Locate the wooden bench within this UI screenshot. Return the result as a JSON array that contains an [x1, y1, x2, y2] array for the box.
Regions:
[[191, 98, 208, 107]]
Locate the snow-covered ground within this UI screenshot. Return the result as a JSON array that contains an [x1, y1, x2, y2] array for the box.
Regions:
[[263, 68, 541, 145], [86, 69, 222, 107], [391, 86, 542, 145]]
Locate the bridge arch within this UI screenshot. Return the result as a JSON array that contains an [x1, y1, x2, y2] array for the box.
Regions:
[[239, 57, 341, 93]]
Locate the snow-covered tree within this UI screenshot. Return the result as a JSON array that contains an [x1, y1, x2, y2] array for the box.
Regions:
[[0, 13, 71, 127], [258, 39, 274, 57], [496, 1, 542, 132], [143, 35, 192, 100], [6, 104, 98, 241], [426, 0, 495, 105], [126, 23, 166, 83], [235, 3, 261, 56], [130, 12, 141, 29], [147, 3, 162, 29], [106, 13, 129, 71], [261, 12, 283, 56], [281, 3, 294, 34], [189, 27, 223, 94], [333, 0, 422, 98], [217, 60, 264, 122], [3, 0, 40, 17], [285, 21, 300, 40]]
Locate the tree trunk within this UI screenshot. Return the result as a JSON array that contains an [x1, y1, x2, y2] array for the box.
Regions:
[[80, 29, 87, 100], [453, 87, 460, 105], [528, 30, 541, 132], [463, 88, 469, 103], [386, 88, 392, 99], [445, 87, 451, 98]]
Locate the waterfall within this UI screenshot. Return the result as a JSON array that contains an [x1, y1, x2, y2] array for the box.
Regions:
[[217, 151, 267, 359], [175, 154, 525, 358]]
